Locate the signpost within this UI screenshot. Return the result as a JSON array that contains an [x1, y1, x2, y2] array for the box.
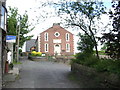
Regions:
[[6, 35, 16, 43], [6, 35, 16, 63]]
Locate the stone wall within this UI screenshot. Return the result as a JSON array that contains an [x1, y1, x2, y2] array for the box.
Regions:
[[71, 63, 120, 88], [51, 56, 74, 65]]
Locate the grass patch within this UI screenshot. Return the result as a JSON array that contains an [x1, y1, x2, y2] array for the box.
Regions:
[[93, 50, 106, 55], [98, 51, 106, 55], [13, 61, 22, 64]]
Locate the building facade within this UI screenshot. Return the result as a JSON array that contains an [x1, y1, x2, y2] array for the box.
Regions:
[[0, 0, 7, 89], [36, 23, 74, 56]]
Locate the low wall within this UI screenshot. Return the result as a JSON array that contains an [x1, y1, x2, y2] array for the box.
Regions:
[[71, 63, 120, 88], [28, 56, 47, 61], [53, 58, 71, 65], [53, 56, 72, 64]]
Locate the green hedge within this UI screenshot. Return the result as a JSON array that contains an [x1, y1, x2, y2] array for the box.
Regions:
[[72, 53, 120, 75]]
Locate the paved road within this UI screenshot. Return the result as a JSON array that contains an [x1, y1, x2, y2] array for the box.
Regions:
[[4, 57, 80, 88]]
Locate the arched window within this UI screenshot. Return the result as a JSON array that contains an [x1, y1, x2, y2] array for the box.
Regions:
[[66, 43, 70, 52], [44, 32, 48, 41], [45, 43, 48, 52], [66, 33, 70, 41]]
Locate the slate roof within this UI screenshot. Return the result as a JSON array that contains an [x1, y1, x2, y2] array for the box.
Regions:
[[26, 39, 36, 52]]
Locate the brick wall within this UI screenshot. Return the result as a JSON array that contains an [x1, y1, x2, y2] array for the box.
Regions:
[[39, 25, 74, 56]]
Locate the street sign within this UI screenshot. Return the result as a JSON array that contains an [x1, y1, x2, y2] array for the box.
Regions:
[[6, 35, 16, 43]]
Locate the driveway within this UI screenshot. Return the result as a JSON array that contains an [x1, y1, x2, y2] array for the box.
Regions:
[[4, 57, 80, 88]]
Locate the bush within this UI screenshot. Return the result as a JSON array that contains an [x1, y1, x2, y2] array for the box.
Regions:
[[82, 56, 99, 67], [73, 53, 98, 66], [94, 59, 120, 74], [9, 63, 14, 69], [36, 52, 42, 56], [75, 53, 86, 61], [31, 51, 42, 56], [31, 51, 36, 56], [94, 59, 109, 72], [19, 49, 23, 56], [73, 53, 120, 75], [107, 60, 120, 74]]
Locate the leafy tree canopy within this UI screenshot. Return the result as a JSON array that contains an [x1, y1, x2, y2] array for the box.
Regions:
[[54, 1, 107, 58], [77, 33, 94, 55], [101, 1, 120, 60], [7, 7, 34, 47]]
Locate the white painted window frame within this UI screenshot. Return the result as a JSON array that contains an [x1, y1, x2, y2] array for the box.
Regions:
[[45, 43, 49, 52], [66, 43, 70, 52], [44, 32, 48, 41], [54, 32, 60, 37], [66, 33, 70, 41]]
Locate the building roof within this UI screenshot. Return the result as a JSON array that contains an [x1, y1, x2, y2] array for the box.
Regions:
[[26, 39, 36, 52], [40, 23, 74, 35]]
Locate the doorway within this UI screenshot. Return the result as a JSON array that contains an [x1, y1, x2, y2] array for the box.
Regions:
[[54, 44, 61, 55]]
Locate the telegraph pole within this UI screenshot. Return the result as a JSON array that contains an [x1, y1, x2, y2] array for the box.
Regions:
[[16, 16, 21, 62]]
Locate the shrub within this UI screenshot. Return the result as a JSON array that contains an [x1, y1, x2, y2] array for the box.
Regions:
[[36, 52, 42, 56], [19, 49, 23, 56], [74, 53, 98, 65], [31, 51, 42, 56], [9, 63, 14, 69], [107, 60, 120, 74], [93, 59, 109, 72], [73, 52, 120, 75], [82, 56, 99, 67], [75, 53, 86, 61], [31, 51, 36, 56]]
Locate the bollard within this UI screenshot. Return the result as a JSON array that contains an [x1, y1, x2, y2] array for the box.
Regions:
[[5, 61, 9, 73]]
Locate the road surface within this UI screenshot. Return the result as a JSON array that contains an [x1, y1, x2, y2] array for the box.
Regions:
[[4, 57, 80, 88]]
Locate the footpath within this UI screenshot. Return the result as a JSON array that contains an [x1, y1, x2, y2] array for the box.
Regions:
[[2, 57, 23, 88]]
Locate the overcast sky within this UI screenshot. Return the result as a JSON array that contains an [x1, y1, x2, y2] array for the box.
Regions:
[[6, 0, 113, 52]]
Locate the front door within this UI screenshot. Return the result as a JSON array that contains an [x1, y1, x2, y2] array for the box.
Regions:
[[54, 44, 61, 55]]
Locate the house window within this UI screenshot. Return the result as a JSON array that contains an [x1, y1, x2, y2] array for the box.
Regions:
[[44, 32, 48, 41], [54, 32, 60, 37], [45, 43, 48, 52], [66, 33, 70, 41], [66, 43, 70, 52]]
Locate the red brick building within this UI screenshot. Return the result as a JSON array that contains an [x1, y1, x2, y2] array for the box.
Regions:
[[36, 23, 74, 56]]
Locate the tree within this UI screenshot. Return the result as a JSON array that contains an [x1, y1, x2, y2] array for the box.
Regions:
[[7, 7, 18, 35], [7, 7, 34, 48], [54, 1, 106, 58], [77, 33, 94, 55], [101, 1, 120, 60], [101, 43, 107, 51]]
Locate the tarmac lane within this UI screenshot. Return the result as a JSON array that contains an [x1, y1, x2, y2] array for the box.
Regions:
[[3, 58, 80, 88]]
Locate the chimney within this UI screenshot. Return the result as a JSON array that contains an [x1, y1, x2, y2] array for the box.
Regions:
[[53, 23, 60, 26]]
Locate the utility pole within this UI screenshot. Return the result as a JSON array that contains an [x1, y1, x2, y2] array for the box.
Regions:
[[16, 16, 21, 62]]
